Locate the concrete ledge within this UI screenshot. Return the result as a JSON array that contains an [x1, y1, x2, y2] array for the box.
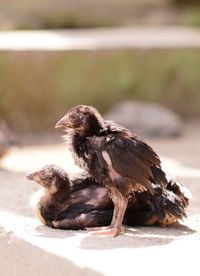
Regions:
[[1, 27, 200, 51], [1, 210, 200, 276], [1, 226, 100, 276]]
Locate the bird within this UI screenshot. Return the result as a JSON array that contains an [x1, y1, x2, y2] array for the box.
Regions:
[[0, 119, 17, 160], [26, 165, 113, 229], [55, 105, 181, 237], [26, 165, 190, 231]]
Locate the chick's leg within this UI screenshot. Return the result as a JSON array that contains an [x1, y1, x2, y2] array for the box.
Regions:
[[86, 194, 119, 232], [89, 204, 125, 236], [110, 195, 119, 227], [86, 203, 120, 233], [112, 196, 128, 237], [88, 191, 127, 237]]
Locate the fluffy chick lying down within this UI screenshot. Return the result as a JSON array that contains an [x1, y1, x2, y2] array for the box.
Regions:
[[27, 165, 112, 229], [26, 165, 190, 230]]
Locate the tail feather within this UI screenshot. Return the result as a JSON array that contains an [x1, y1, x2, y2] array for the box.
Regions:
[[151, 165, 168, 188], [153, 178, 190, 225], [166, 177, 192, 207]]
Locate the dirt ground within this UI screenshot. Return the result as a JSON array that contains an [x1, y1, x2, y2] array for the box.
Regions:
[[0, 121, 200, 276]]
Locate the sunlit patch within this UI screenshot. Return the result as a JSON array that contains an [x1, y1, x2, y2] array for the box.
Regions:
[[0, 211, 39, 233], [161, 157, 200, 178], [0, 145, 82, 174], [29, 189, 44, 209]]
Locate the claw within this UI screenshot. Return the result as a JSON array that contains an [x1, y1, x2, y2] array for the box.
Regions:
[[86, 226, 112, 232], [88, 225, 125, 237]]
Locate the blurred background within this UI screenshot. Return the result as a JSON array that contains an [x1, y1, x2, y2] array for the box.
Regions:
[[0, 0, 200, 135], [0, 0, 200, 169]]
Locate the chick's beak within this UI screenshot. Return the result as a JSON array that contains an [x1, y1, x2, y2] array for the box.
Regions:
[[26, 173, 35, 180], [55, 116, 67, 129]]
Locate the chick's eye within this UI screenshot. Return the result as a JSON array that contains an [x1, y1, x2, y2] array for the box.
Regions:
[[81, 116, 86, 123], [39, 172, 49, 181], [49, 175, 55, 180], [71, 113, 78, 120], [40, 176, 47, 181]]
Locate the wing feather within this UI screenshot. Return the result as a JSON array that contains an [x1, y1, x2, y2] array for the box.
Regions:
[[96, 134, 166, 192]]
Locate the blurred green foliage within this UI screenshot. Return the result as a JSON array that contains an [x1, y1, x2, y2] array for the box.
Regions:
[[17, 12, 116, 30], [185, 7, 200, 27], [1, 0, 200, 30], [172, 0, 200, 6], [0, 50, 200, 131]]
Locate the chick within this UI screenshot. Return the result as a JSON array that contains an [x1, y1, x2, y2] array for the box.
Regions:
[[26, 165, 113, 229], [55, 105, 183, 236]]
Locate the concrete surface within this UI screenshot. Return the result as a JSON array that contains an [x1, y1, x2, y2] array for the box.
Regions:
[[1, 27, 200, 51], [0, 121, 200, 276]]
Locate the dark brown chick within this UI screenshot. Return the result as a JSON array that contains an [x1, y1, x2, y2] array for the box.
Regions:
[[55, 105, 168, 237], [26, 165, 113, 229]]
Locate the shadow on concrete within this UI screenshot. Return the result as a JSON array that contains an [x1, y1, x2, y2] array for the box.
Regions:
[[79, 223, 196, 250], [30, 224, 78, 239]]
